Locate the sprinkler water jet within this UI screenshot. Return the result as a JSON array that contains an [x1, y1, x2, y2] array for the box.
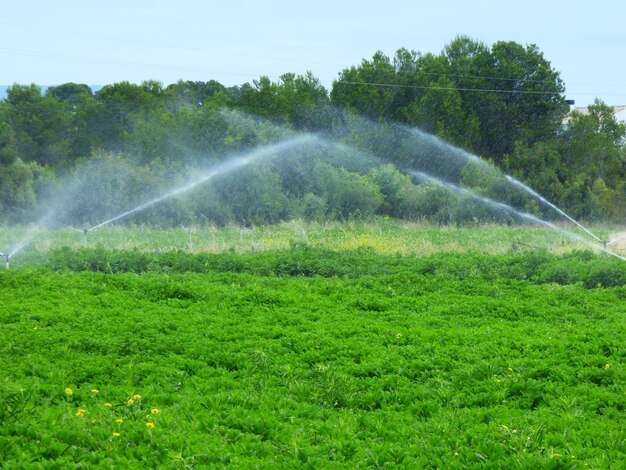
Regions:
[[85, 135, 317, 233], [407, 169, 626, 262], [607, 233, 626, 246], [504, 175, 603, 244]]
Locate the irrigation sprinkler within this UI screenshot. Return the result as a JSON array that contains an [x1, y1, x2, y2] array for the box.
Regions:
[[0, 251, 9, 269], [83, 228, 89, 248]]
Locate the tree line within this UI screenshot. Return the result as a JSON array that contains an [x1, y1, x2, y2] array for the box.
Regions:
[[1, 36, 624, 226]]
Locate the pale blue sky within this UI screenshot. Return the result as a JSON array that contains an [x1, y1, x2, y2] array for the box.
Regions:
[[1, 0, 624, 106]]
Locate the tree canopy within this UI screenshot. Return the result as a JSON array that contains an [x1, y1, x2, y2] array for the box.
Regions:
[[1, 37, 624, 226]]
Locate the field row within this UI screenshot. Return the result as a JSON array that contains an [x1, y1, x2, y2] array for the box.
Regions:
[[1, 249, 624, 467], [1, 221, 609, 257]]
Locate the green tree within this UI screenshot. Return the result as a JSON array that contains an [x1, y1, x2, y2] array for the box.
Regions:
[[214, 163, 292, 225], [87, 81, 163, 147], [164, 80, 227, 109], [331, 52, 397, 118], [236, 72, 329, 128], [313, 164, 383, 219], [46, 83, 93, 107], [5, 84, 72, 166], [0, 158, 41, 217], [440, 37, 567, 162], [0, 102, 18, 164], [563, 100, 626, 186]]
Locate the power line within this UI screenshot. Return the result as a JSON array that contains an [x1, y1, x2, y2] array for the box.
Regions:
[[330, 80, 563, 96], [1, 44, 625, 99]]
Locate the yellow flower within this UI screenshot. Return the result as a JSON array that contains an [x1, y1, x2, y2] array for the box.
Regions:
[[127, 399, 135, 405], [116, 419, 124, 424], [104, 402, 113, 407], [91, 388, 99, 394], [605, 364, 611, 369], [112, 432, 121, 438], [150, 408, 160, 414], [146, 422, 155, 429], [132, 394, 142, 400], [65, 388, 73, 396], [76, 408, 86, 417]]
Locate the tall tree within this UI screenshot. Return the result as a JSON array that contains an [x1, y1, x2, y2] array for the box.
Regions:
[[331, 52, 397, 118], [237, 72, 329, 129], [5, 84, 72, 166], [562, 100, 626, 187]]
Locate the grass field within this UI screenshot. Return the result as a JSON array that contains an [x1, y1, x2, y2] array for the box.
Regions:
[[1, 223, 625, 468], [0, 219, 615, 259]]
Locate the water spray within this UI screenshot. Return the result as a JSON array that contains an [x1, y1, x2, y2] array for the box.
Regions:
[[407, 169, 626, 262], [607, 233, 626, 247], [86, 135, 317, 233], [504, 175, 603, 244]]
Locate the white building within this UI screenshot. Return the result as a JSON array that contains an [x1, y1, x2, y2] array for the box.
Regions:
[[564, 105, 626, 124]]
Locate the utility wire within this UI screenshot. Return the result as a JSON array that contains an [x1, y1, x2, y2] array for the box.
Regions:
[[330, 80, 563, 96], [1, 44, 625, 98], [0, 46, 567, 96]]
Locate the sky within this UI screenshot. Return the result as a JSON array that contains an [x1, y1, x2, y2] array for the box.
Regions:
[[1, 0, 625, 106]]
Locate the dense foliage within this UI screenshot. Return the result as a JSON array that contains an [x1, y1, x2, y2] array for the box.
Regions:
[[23, 246, 626, 289], [1, 247, 624, 467], [1, 36, 625, 226]]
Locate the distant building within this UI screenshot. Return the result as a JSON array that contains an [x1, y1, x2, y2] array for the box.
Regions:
[[563, 105, 626, 125]]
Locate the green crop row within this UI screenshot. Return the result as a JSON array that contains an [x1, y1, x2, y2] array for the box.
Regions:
[[14, 245, 626, 289], [0, 248, 625, 467]]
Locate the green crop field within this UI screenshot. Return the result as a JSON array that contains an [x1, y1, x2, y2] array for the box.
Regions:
[[1, 224, 625, 468], [0, 220, 612, 258]]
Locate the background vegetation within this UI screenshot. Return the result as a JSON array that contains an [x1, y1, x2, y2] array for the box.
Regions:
[[1, 36, 625, 227]]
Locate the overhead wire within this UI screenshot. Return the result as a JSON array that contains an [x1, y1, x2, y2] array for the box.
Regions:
[[0, 46, 577, 97]]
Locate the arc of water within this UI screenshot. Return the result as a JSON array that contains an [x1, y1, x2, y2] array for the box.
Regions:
[[7, 210, 57, 258], [47, 219, 84, 233], [504, 175, 603, 244], [408, 170, 626, 262], [88, 135, 317, 232]]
